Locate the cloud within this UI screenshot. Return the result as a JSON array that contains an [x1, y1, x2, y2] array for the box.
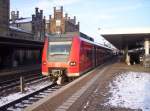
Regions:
[[35, 0, 80, 10], [97, 14, 115, 20], [34, 0, 81, 18], [53, 0, 81, 6], [107, 3, 142, 13], [76, 12, 116, 22], [36, 0, 50, 10]]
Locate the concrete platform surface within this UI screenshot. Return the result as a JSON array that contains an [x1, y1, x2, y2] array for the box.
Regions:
[[65, 63, 150, 111], [24, 62, 109, 111], [25, 62, 150, 111]]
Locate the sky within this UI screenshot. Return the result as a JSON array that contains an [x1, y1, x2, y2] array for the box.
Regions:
[[10, 0, 150, 44]]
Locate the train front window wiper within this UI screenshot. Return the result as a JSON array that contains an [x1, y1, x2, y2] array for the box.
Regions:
[[49, 52, 69, 56]]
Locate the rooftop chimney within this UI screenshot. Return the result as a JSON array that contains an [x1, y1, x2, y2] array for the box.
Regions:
[[17, 11, 19, 18], [54, 7, 56, 12], [78, 21, 80, 26], [61, 6, 63, 12], [40, 10, 43, 14], [49, 15, 51, 20], [35, 7, 39, 15], [65, 13, 68, 19], [74, 16, 76, 24], [32, 14, 35, 21]]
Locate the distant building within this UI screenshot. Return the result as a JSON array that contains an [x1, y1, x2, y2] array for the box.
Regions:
[[10, 8, 45, 41], [0, 0, 9, 37], [32, 8, 45, 40], [10, 15, 32, 33], [11, 10, 19, 23], [46, 6, 80, 34]]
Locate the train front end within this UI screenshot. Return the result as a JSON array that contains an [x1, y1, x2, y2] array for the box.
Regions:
[[42, 34, 80, 83]]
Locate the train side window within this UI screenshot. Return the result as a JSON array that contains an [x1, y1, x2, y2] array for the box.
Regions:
[[87, 49, 93, 60]]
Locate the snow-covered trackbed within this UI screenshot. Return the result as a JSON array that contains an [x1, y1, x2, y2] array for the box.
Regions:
[[0, 81, 60, 111]]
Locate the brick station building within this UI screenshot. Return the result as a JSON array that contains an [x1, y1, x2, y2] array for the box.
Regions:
[[46, 6, 80, 34], [10, 8, 45, 41]]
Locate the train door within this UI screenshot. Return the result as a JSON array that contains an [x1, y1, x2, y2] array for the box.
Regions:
[[94, 45, 97, 67]]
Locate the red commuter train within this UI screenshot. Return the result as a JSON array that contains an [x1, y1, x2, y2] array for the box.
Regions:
[[42, 32, 112, 84]]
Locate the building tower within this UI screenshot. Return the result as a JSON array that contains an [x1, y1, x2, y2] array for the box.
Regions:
[[32, 8, 45, 40], [46, 6, 79, 34], [0, 0, 10, 37]]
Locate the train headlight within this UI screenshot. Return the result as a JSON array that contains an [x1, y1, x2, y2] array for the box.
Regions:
[[43, 61, 46, 65], [69, 61, 76, 66]]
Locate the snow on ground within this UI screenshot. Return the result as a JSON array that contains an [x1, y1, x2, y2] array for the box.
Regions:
[[105, 71, 150, 111], [0, 80, 52, 107]]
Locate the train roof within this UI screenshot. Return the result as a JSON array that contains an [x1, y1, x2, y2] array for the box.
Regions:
[[46, 32, 94, 41], [46, 32, 112, 50], [80, 36, 112, 50]]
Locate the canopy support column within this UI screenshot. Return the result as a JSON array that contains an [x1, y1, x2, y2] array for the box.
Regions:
[[125, 45, 130, 65], [144, 38, 150, 56]]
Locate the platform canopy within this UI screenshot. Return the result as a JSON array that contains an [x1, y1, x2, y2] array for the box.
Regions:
[[100, 28, 150, 50]]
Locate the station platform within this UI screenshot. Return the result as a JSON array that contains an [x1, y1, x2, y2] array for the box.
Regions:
[[25, 60, 150, 111]]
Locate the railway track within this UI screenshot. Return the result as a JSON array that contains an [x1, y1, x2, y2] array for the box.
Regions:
[[0, 73, 44, 95], [0, 69, 40, 82], [0, 60, 115, 111], [0, 82, 61, 111]]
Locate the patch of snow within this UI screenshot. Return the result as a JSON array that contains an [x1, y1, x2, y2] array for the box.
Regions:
[[9, 26, 32, 34], [0, 80, 52, 107], [83, 100, 90, 109], [105, 71, 150, 111], [10, 17, 32, 24]]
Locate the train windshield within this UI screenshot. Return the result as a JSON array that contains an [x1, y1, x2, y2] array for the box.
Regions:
[[48, 41, 72, 62]]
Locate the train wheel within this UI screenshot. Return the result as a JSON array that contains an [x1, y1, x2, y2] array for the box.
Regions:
[[68, 77, 76, 82]]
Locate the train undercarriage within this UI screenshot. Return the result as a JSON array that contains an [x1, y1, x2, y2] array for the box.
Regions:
[[48, 68, 68, 85]]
